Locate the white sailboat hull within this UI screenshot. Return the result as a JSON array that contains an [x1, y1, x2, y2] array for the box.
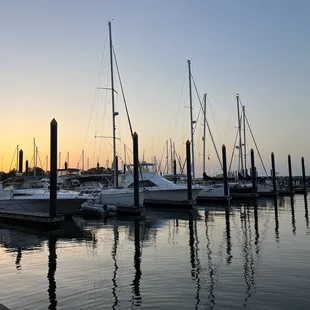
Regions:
[[143, 187, 201, 205], [0, 189, 89, 215], [197, 184, 230, 198], [97, 188, 145, 206]]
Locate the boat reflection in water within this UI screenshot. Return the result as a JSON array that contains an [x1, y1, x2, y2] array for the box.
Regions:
[[3, 197, 307, 309]]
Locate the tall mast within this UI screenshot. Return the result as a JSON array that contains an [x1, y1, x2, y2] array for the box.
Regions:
[[59, 151, 61, 170], [202, 93, 207, 174], [188, 59, 195, 183], [67, 152, 70, 167], [243, 105, 247, 176], [236, 94, 244, 176], [16, 145, 19, 171], [33, 138, 36, 176], [109, 21, 117, 187], [81, 150, 84, 171], [170, 138, 173, 174], [166, 140, 169, 174]]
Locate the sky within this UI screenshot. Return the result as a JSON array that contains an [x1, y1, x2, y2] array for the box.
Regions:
[[0, 0, 309, 176]]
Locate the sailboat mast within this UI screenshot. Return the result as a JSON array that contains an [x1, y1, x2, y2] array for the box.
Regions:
[[202, 93, 207, 174], [243, 105, 247, 176], [236, 94, 244, 176], [188, 59, 195, 183], [33, 138, 36, 176], [16, 145, 19, 172], [166, 140, 169, 174], [109, 21, 117, 187]]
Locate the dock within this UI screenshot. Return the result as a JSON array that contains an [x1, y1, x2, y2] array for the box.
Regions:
[[0, 209, 65, 230], [144, 199, 195, 209], [0, 304, 10, 310], [196, 196, 231, 204]]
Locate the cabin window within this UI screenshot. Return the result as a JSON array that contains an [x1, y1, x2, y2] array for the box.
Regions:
[[128, 180, 157, 188]]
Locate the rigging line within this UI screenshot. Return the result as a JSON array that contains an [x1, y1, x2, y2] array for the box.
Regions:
[[37, 151, 43, 170], [228, 127, 239, 174], [245, 115, 269, 177], [112, 47, 134, 138], [191, 74, 223, 170], [83, 28, 109, 147], [9, 148, 16, 172], [173, 143, 183, 173]]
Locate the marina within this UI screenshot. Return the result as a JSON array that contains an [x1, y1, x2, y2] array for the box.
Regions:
[[1, 195, 310, 309], [0, 2, 309, 309]]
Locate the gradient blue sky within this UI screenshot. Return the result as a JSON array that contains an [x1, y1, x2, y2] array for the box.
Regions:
[[0, 0, 309, 175]]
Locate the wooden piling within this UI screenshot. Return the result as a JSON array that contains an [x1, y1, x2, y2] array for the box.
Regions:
[[271, 152, 277, 194], [288, 155, 293, 193], [302, 157, 307, 195], [64, 161, 68, 170], [50, 119, 58, 217], [25, 160, 29, 176], [186, 140, 192, 201], [18, 150, 23, 173], [133, 132, 139, 207], [222, 145, 229, 197]]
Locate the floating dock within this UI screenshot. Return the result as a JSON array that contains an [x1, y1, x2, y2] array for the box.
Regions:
[[196, 196, 231, 204], [144, 199, 195, 209], [0, 209, 65, 230]]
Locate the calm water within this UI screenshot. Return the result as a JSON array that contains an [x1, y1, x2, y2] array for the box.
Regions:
[[1, 195, 310, 309]]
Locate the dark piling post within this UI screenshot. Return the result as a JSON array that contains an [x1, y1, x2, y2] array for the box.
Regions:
[[288, 155, 293, 193], [96, 162, 100, 174], [115, 156, 118, 188], [64, 161, 68, 170], [173, 159, 177, 184], [186, 140, 192, 201], [250, 149, 256, 194], [302, 157, 307, 195], [133, 132, 139, 207], [50, 119, 58, 217], [123, 163, 126, 174], [271, 152, 277, 194], [222, 145, 228, 197], [25, 160, 29, 176], [18, 150, 23, 173]]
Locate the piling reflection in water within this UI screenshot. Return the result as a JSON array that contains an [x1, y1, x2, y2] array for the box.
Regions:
[[290, 196, 296, 234], [304, 194, 309, 231], [47, 237, 57, 310], [225, 207, 232, 264], [131, 219, 142, 308], [15, 247, 22, 270], [253, 203, 260, 254], [274, 199, 279, 242]]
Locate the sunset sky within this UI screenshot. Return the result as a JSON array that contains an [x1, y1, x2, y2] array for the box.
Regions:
[[0, 0, 309, 176]]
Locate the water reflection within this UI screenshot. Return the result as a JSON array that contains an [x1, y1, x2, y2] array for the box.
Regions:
[[239, 204, 256, 306], [204, 210, 216, 309], [47, 237, 57, 310], [274, 199, 279, 242], [225, 207, 232, 264], [253, 204, 260, 254], [15, 247, 22, 270], [304, 194, 309, 231], [131, 219, 142, 308], [112, 224, 119, 309], [290, 196, 296, 234]]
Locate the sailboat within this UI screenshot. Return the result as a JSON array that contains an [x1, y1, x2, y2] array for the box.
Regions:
[[185, 61, 230, 202], [80, 21, 145, 214], [228, 94, 273, 197]]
